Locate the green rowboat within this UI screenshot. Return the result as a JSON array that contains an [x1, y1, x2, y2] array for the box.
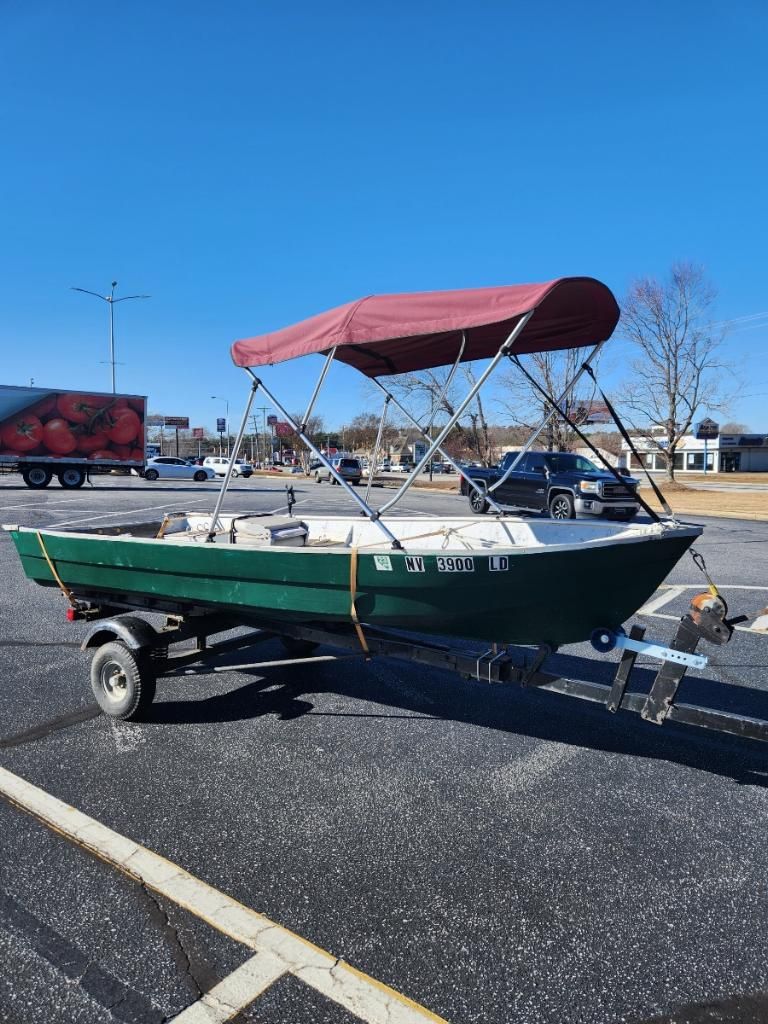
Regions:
[[5, 514, 701, 647]]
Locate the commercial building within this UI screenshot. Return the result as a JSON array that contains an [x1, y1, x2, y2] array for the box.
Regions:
[[619, 431, 768, 473]]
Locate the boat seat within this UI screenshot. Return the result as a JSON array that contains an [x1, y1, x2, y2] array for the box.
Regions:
[[231, 515, 308, 547]]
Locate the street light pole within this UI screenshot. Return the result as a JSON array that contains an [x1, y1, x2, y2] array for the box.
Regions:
[[211, 396, 230, 456], [71, 281, 150, 393]]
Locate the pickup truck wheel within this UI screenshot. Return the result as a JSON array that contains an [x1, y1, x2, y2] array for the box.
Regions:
[[549, 492, 575, 520], [468, 483, 489, 515], [22, 466, 52, 489]]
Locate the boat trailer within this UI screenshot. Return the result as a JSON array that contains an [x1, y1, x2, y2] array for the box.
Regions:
[[73, 588, 768, 746]]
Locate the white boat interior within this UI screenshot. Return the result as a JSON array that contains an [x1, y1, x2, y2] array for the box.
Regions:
[[136, 512, 699, 554]]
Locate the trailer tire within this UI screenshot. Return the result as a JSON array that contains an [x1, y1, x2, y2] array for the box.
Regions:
[[22, 466, 52, 489], [90, 641, 156, 720], [58, 467, 86, 489], [144, 469, 159, 481]]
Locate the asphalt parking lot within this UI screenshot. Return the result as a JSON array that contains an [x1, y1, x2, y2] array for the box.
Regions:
[[1, 474, 767, 1024]]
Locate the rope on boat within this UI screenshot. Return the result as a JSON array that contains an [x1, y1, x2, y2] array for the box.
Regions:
[[35, 531, 78, 609], [349, 547, 371, 657]]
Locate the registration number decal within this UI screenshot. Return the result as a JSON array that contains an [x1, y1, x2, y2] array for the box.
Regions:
[[436, 555, 474, 573]]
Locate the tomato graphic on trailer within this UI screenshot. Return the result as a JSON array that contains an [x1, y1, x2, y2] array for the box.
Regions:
[[0, 385, 147, 465]]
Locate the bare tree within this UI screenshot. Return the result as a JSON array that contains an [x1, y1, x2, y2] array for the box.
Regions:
[[619, 262, 730, 481], [497, 348, 601, 452], [376, 365, 494, 463], [719, 421, 749, 434]]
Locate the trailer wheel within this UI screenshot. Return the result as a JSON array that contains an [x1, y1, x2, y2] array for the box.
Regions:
[[58, 467, 86, 489], [90, 641, 156, 720], [22, 466, 52, 489], [144, 468, 159, 481], [549, 492, 575, 520]]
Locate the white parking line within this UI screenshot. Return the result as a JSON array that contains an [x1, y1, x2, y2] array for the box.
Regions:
[[0, 766, 446, 1024], [638, 586, 686, 615], [638, 584, 768, 635], [47, 498, 211, 529], [172, 952, 287, 1022], [0, 498, 101, 511]]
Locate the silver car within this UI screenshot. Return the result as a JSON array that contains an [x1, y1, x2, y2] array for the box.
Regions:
[[314, 457, 363, 486]]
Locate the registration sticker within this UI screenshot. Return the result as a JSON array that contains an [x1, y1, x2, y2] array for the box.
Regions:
[[374, 555, 393, 572], [436, 555, 474, 573]]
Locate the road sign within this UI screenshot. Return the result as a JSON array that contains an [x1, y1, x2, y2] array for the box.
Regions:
[[164, 416, 189, 429], [216, 417, 226, 433], [192, 427, 204, 439], [267, 415, 278, 427], [694, 418, 719, 440]]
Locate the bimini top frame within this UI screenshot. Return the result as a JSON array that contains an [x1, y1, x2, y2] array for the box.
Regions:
[[209, 278, 621, 546]]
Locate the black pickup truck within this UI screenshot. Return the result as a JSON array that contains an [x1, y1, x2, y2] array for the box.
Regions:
[[459, 451, 640, 520]]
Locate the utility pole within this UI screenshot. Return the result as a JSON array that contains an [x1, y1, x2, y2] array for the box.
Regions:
[[256, 406, 270, 466], [71, 281, 150, 393]]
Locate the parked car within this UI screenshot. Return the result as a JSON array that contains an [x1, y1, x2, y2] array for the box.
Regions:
[[314, 456, 363, 485], [203, 456, 253, 478], [143, 457, 216, 482]]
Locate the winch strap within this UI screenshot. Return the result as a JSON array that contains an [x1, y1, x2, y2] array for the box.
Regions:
[[689, 547, 720, 597], [36, 531, 78, 608], [349, 547, 370, 657], [580, 364, 675, 518], [510, 357, 663, 523]]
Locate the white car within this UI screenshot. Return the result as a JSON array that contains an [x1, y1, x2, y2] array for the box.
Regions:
[[203, 457, 254, 478], [143, 457, 216, 482]]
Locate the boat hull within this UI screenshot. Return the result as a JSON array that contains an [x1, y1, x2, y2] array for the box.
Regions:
[[7, 525, 699, 646]]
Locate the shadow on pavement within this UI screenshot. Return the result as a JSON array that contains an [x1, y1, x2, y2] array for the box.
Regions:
[[146, 641, 768, 787]]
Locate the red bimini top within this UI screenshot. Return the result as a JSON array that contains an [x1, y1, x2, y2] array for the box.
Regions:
[[231, 277, 619, 378]]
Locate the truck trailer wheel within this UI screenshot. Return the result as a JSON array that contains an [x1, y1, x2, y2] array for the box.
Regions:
[[58, 467, 86, 489], [90, 641, 156, 720], [549, 492, 575, 520], [22, 466, 52, 489]]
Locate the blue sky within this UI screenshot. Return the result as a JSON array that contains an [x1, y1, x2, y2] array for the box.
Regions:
[[1, 1, 766, 433]]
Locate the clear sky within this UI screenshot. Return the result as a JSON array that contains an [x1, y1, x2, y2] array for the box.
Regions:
[[1, 1, 766, 433]]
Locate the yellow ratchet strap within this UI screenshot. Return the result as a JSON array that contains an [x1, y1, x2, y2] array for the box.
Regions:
[[36, 531, 78, 608], [349, 547, 371, 657]]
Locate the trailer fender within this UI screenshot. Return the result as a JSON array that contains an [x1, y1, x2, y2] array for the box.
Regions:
[[81, 615, 159, 653]]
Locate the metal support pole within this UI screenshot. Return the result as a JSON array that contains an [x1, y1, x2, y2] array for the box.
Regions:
[[301, 348, 336, 430], [244, 369, 403, 549], [489, 341, 605, 495], [378, 311, 534, 514], [370, 380, 505, 514], [207, 383, 257, 541]]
